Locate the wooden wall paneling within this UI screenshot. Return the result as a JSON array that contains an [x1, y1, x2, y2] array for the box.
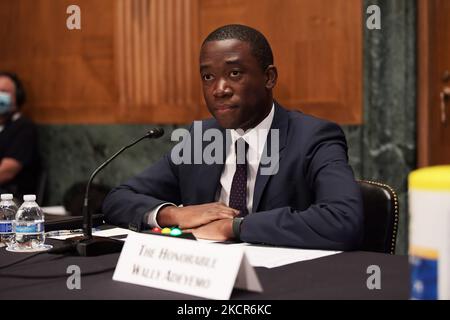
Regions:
[[198, 0, 362, 124], [0, 0, 118, 123], [115, 0, 201, 123], [0, 0, 362, 125], [418, 0, 450, 166], [427, 0, 450, 165], [417, 0, 431, 167]]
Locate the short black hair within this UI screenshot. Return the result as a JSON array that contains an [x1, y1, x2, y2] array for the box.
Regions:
[[0, 71, 27, 108], [202, 24, 274, 71]]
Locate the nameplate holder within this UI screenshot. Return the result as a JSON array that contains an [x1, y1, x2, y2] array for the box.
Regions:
[[113, 232, 263, 300]]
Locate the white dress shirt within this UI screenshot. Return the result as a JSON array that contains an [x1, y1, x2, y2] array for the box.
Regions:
[[146, 103, 275, 228], [217, 103, 275, 214]]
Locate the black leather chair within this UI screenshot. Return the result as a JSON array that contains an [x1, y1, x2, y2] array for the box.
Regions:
[[358, 180, 399, 254]]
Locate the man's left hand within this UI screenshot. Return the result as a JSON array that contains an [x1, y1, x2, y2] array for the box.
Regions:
[[184, 218, 234, 241]]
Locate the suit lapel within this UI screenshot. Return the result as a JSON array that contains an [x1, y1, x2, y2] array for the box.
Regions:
[[252, 102, 289, 212], [196, 125, 230, 203], [198, 164, 224, 202]]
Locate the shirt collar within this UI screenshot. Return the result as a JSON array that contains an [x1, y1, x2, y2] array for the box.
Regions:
[[231, 103, 275, 150], [231, 103, 275, 139]]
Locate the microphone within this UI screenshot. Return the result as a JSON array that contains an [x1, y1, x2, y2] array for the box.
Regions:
[[52, 128, 165, 256], [146, 127, 164, 138], [82, 127, 164, 237]]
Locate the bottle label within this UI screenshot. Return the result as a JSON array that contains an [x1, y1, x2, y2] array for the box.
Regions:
[[410, 246, 438, 300], [0, 221, 13, 233], [15, 222, 44, 234]]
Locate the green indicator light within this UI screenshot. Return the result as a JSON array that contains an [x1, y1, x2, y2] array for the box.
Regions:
[[170, 228, 182, 236]]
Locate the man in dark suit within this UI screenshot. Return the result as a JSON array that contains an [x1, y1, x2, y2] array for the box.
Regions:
[[102, 24, 363, 250]]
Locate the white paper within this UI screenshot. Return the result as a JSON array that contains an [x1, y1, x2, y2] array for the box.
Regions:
[[47, 227, 133, 240], [229, 243, 341, 268], [42, 206, 67, 216], [93, 227, 136, 238], [47, 228, 340, 269]]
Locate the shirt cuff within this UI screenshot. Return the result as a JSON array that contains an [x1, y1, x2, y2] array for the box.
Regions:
[[145, 203, 177, 229]]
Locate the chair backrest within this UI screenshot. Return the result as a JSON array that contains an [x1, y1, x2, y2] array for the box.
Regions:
[[358, 180, 399, 254], [63, 181, 110, 216]]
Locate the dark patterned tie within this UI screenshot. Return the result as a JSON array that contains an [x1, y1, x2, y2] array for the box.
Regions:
[[229, 139, 248, 216]]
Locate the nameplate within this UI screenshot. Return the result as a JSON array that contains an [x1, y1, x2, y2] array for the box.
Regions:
[[113, 232, 263, 300]]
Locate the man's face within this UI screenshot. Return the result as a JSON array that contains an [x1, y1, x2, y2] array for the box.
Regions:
[[0, 76, 17, 113], [200, 39, 274, 130]]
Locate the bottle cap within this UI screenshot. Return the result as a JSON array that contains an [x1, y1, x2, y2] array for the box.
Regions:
[[23, 194, 36, 202], [409, 165, 450, 191], [0, 194, 14, 200]]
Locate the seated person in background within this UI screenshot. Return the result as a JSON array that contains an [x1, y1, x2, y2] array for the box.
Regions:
[[102, 24, 363, 250], [0, 72, 40, 199]]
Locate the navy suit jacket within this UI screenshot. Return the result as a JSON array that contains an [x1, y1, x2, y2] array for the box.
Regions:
[[102, 103, 363, 250]]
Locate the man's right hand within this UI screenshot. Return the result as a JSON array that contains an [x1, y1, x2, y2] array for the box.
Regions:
[[157, 202, 240, 229]]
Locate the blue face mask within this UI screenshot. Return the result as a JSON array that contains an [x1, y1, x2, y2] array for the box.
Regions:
[[0, 92, 13, 115]]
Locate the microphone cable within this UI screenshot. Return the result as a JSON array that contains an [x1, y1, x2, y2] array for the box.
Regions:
[[0, 240, 84, 270], [0, 252, 45, 270]]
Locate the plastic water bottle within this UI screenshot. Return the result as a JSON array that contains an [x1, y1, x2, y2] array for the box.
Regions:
[[13, 194, 46, 250], [0, 194, 18, 247]]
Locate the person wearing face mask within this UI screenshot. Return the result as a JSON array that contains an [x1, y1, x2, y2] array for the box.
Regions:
[[0, 72, 40, 199]]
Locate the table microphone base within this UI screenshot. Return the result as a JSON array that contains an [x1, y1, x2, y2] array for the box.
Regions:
[[69, 236, 124, 256]]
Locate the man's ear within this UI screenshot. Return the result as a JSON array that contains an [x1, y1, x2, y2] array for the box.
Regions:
[[265, 65, 277, 89]]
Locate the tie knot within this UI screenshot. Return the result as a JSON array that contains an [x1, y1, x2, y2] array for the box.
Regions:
[[235, 138, 248, 165]]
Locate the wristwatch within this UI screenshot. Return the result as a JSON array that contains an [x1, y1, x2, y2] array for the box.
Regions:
[[232, 217, 244, 241]]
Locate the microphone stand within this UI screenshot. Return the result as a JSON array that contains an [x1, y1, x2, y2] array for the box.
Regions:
[[55, 128, 164, 256]]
